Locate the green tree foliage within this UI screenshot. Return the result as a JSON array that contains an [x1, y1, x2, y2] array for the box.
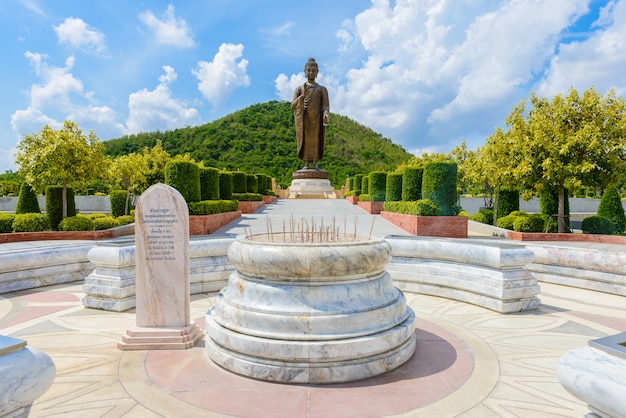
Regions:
[[402, 166, 423, 201], [540, 187, 570, 232], [482, 87, 626, 232], [598, 186, 626, 233], [15, 121, 107, 219], [422, 161, 458, 215], [104, 101, 411, 188], [165, 160, 201, 203], [15, 183, 41, 214]]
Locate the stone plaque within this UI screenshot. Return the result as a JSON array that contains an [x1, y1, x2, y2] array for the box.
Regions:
[[118, 183, 202, 350]]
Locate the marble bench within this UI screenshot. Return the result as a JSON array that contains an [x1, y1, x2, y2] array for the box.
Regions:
[[385, 235, 540, 313], [82, 235, 236, 311], [0, 242, 95, 294]]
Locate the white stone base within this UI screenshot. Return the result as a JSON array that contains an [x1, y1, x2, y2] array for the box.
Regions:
[[288, 178, 336, 198], [117, 322, 203, 350], [558, 343, 626, 418]]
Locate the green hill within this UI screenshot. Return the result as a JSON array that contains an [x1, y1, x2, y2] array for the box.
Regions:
[[104, 100, 412, 188]]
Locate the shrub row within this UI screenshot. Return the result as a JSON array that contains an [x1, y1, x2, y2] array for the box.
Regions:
[[232, 193, 263, 201], [383, 199, 439, 216], [188, 200, 239, 215]]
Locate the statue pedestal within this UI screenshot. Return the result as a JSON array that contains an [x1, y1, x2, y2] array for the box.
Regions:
[[288, 169, 336, 199]]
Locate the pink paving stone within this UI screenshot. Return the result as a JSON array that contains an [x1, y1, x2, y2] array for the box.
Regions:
[[0, 306, 75, 329], [16, 292, 80, 303], [569, 311, 626, 332], [145, 318, 474, 418]]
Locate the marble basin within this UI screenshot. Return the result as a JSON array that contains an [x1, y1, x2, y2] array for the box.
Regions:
[[206, 234, 416, 384]]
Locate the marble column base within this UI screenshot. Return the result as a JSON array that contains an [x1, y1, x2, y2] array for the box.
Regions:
[[288, 178, 336, 198], [0, 336, 56, 417], [118, 322, 203, 351]]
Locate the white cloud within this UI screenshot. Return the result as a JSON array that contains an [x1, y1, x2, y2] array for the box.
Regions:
[[537, 0, 626, 97], [54, 17, 107, 56], [139, 4, 195, 48], [127, 66, 202, 133], [192, 43, 250, 106]]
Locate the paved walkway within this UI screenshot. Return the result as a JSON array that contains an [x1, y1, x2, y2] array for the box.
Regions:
[[1, 199, 625, 417]]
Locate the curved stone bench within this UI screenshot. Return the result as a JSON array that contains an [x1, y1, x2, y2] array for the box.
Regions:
[[83, 235, 236, 311], [385, 235, 540, 313]]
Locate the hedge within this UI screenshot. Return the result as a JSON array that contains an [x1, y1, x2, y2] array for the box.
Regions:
[[0, 213, 15, 233], [598, 186, 626, 233], [116, 215, 135, 226], [348, 177, 355, 192], [46, 186, 76, 230], [422, 161, 458, 215], [402, 166, 422, 201], [188, 199, 239, 215], [385, 173, 402, 202], [232, 192, 263, 201], [59, 216, 94, 231], [12, 213, 50, 232], [93, 216, 120, 230], [369, 171, 387, 202], [513, 214, 545, 232], [359, 194, 372, 202], [478, 208, 494, 225], [496, 187, 520, 220], [165, 160, 201, 203], [246, 174, 257, 193], [361, 176, 369, 196], [15, 183, 41, 214], [200, 166, 220, 201], [353, 174, 365, 196], [383, 199, 439, 216], [219, 171, 234, 200], [469, 212, 488, 224], [582, 215, 614, 235], [539, 187, 570, 232], [232, 172, 247, 194]]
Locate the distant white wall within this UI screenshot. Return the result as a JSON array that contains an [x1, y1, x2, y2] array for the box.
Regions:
[[0, 196, 110, 214]]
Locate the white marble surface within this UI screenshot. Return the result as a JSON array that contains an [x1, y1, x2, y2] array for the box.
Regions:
[[288, 178, 336, 198], [207, 237, 416, 383], [558, 345, 626, 418], [0, 336, 56, 417]]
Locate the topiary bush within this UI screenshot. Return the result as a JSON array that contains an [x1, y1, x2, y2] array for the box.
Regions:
[[232, 172, 247, 194], [385, 173, 402, 202], [361, 176, 369, 196], [495, 214, 518, 230], [232, 193, 263, 201], [188, 200, 239, 215], [358, 194, 372, 202], [540, 187, 570, 232], [369, 171, 387, 202], [353, 174, 364, 196], [46, 186, 76, 230], [219, 171, 233, 200], [597, 186, 626, 233], [115, 215, 135, 226], [59, 216, 95, 231], [246, 174, 258, 193], [469, 212, 488, 224], [0, 213, 15, 233], [92, 216, 120, 231], [513, 214, 545, 232], [581, 215, 614, 235], [422, 161, 458, 215], [496, 187, 520, 219], [402, 166, 422, 201], [165, 160, 201, 203], [478, 208, 494, 225], [15, 183, 41, 214], [200, 167, 220, 201], [12, 213, 50, 232], [110, 190, 132, 217], [348, 177, 355, 192]]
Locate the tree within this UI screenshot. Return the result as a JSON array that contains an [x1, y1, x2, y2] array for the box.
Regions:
[[483, 87, 626, 232], [15, 120, 107, 219]]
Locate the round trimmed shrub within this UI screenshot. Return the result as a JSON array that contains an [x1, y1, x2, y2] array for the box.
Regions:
[[92, 216, 121, 231], [116, 215, 135, 225], [402, 166, 422, 201], [15, 183, 41, 214], [581, 215, 614, 235], [46, 186, 76, 230], [219, 171, 233, 200], [478, 208, 494, 225], [59, 216, 94, 231], [165, 160, 201, 203], [469, 212, 488, 224], [369, 171, 387, 202], [495, 214, 517, 230], [0, 213, 16, 233], [598, 186, 626, 233], [200, 167, 220, 201], [385, 173, 402, 202], [110, 190, 132, 217], [422, 161, 458, 215], [513, 214, 545, 232], [353, 174, 364, 196], [12, 213, 50, 232], [496, 187, 519, 219], [232, 172, 247, 194]]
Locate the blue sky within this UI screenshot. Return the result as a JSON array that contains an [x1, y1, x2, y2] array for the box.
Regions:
[[1, 0, 624, 172]]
